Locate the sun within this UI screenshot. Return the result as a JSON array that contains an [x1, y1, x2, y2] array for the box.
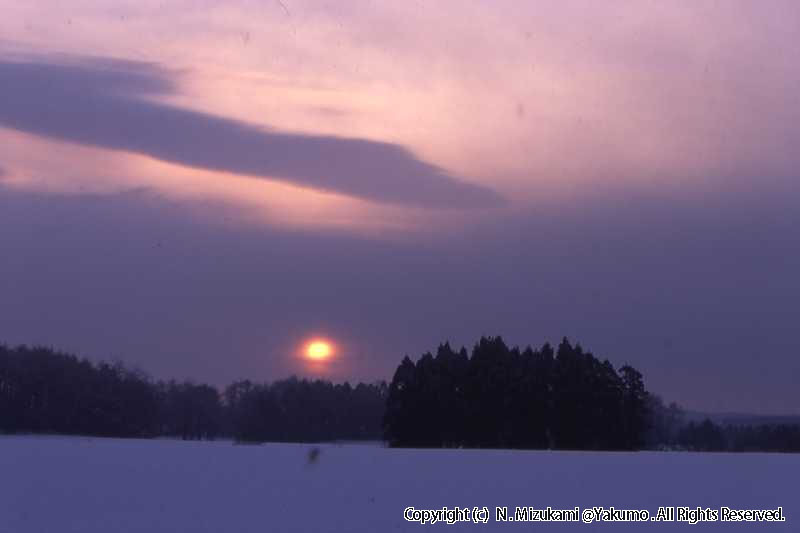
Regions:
[[306, 340, 333, 361]]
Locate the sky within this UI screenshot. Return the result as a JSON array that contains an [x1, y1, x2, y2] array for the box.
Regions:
[[1, 1, 798, 414]]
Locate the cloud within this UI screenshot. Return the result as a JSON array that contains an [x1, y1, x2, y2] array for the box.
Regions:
[[0, 55, 504, 209]]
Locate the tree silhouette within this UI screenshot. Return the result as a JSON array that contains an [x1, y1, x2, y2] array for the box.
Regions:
[[384, 336, 656, 451]]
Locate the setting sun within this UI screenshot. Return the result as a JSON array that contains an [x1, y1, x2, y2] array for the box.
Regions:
[[306, 340, 333, 361]]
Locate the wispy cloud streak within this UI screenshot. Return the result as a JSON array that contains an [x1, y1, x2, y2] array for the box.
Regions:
[[0, 56, 504, 209]]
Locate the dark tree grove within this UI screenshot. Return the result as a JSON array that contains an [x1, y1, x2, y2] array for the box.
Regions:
[[0, 345, 159, 437], [383, 336, 652, 450]]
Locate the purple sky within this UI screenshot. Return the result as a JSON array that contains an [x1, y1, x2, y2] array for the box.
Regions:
[[1, 1, 798, 414]]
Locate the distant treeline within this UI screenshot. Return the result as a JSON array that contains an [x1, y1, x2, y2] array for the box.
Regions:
[[657, 417, 800, 453], [1, 341, 798, 452], [0, 344, 385, 442]]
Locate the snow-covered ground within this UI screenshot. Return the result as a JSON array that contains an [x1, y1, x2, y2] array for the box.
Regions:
[[1, 435, 796, 532]]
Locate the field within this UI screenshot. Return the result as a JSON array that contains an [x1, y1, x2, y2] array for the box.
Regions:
[[1, 436, 796, 532]]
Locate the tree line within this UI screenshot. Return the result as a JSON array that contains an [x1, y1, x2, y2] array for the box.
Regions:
[[1, 340, 798, 452], [650, 415, 800, 453], [0, 344, 385, 442], [225, 378, 386, 443]]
